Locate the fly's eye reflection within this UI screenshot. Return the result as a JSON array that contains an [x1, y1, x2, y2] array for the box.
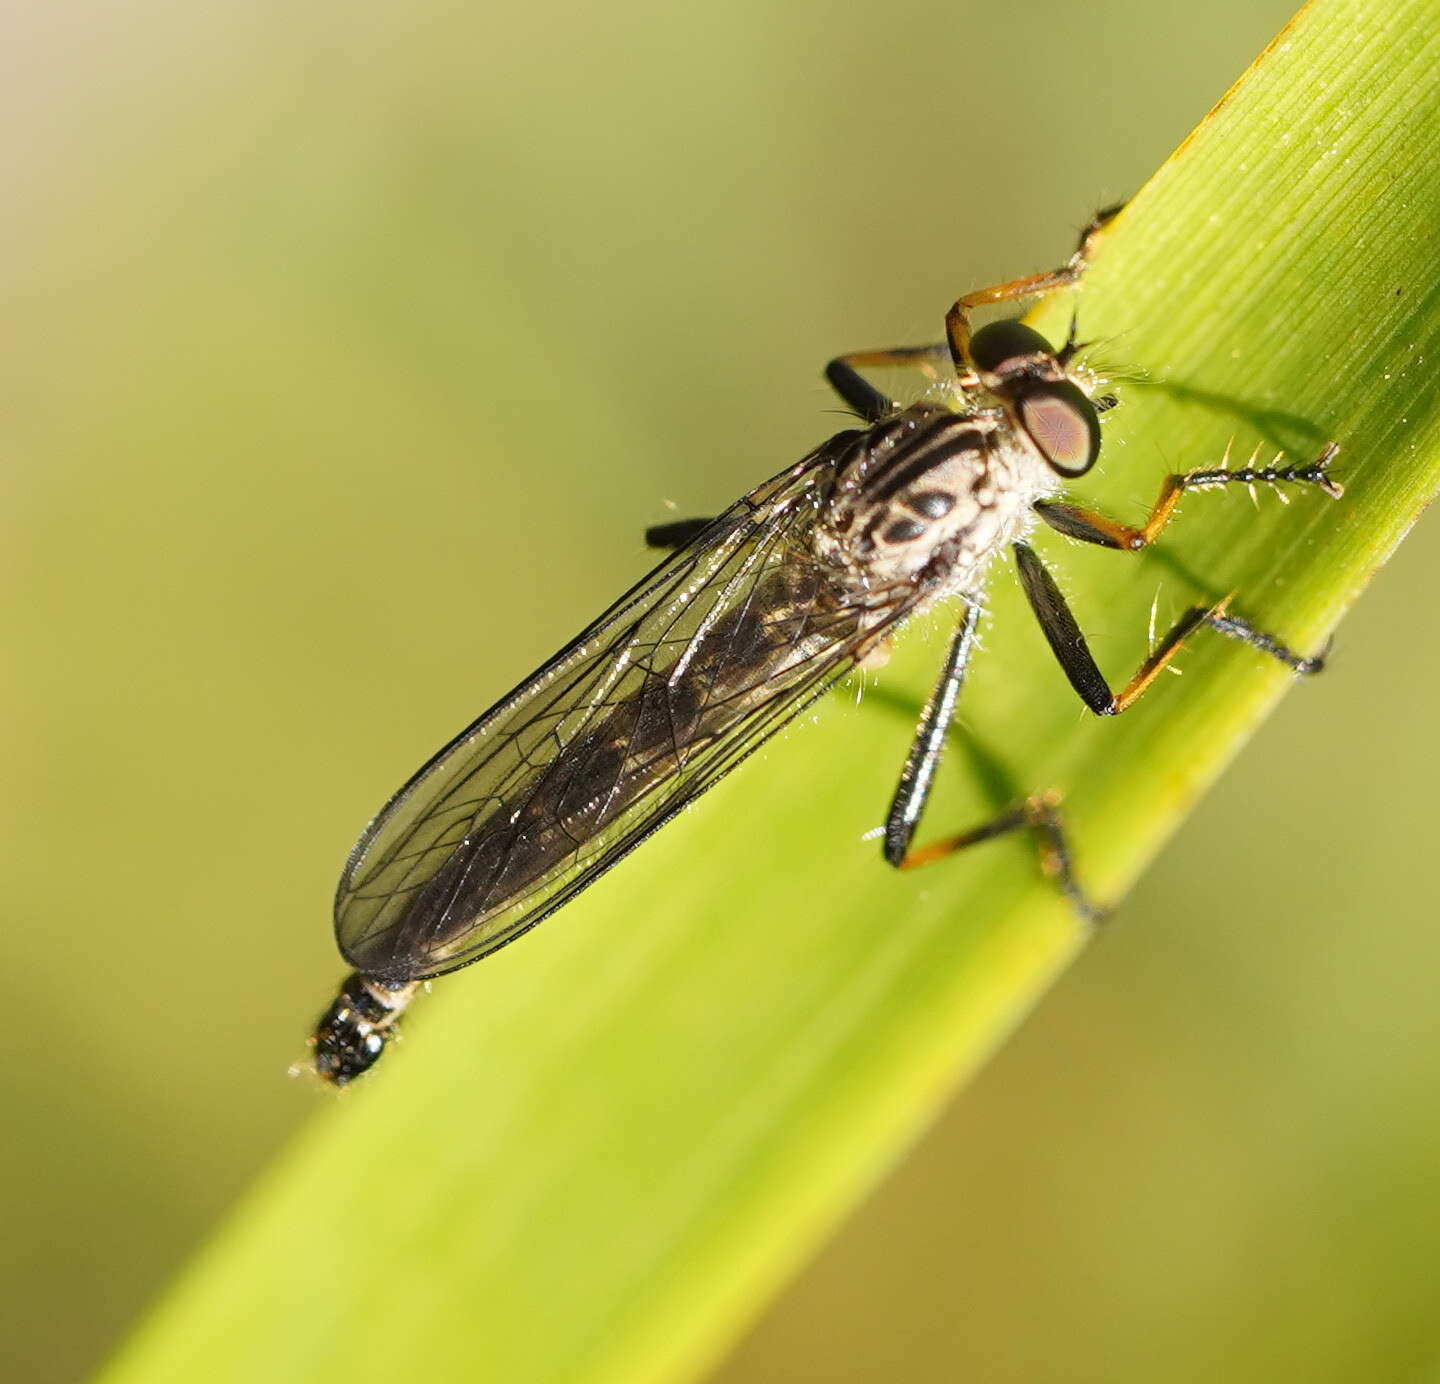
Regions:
[[1019, 381, 1101, 476], [307, 201, 1342, 1085]]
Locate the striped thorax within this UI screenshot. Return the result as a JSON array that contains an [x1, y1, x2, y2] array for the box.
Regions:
[[815, 403, 1059, 602]]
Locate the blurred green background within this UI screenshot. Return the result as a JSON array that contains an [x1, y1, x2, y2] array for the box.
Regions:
[[6, 1, 1440, 1381]]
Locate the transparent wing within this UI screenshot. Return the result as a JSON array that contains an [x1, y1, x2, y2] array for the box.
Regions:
[[335, 430, 917, 981]]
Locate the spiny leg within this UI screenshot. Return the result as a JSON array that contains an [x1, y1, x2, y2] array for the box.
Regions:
[[897, 791, 1103, 926], [1012, 540, 1326, 718], [882, 603, 1102, 924], [645, 517, 715, 550], [883, 602, 981, 865], [825, 344, 949, 422], [946, 202, 1124, 379], [1035, 442, 1342, 551]]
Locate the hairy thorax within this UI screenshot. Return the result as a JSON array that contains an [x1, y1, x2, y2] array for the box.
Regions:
[[812, 402, 1058, 605]]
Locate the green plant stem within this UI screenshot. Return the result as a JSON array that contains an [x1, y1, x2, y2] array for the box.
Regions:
[[100, 2, 1440, 1380]]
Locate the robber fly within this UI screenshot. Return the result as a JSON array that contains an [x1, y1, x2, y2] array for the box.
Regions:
[[309, 206, 1341, 1084]]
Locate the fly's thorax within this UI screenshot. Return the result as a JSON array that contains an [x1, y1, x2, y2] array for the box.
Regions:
[[814, 404, 1055, 594]]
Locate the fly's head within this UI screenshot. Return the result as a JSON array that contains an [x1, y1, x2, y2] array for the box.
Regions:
[[967, 319, 1106, 481]]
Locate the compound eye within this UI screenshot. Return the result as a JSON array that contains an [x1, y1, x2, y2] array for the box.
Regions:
[[969, 319, 1054, 376], [1018, 380, 1100, 477]]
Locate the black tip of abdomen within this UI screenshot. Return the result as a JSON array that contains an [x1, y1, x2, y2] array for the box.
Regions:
[[310, 971, 418, 1085]]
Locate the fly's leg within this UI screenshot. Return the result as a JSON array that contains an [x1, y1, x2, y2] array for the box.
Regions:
[[830, 203, 1124, 414], [645, 517, 716, 550], [825, 344, 949, 422], [882, 603, 1103, 924], [1012, 540, 1326, 718], [897, 790, 1103, 925], [1034, 443, 1342, 550], [883, 603, 980, 865], [946, 202, 1124, 381]]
